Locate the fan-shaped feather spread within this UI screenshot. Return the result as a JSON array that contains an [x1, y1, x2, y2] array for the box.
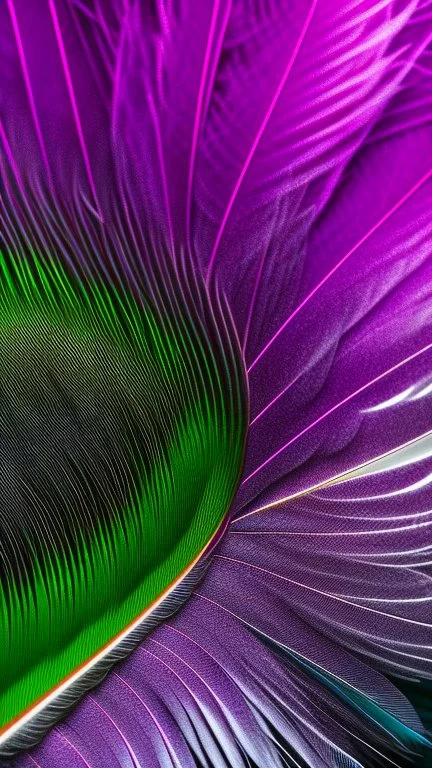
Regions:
[[1, 1, 432, 767]]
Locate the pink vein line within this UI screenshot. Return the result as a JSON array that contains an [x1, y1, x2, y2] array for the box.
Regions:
[[206, 0, 318, 280], [213, 554, 432, 626], [149, 636, 225, 705], [26, 757, 42, 768], [248, 165, 432, 373], [141, 643, 226, 731], [242, 340, 432, 485], [193, 592, 427, 767], [250, 370, 303, 426], [48, 0, 100, 211], [149, 632, 245, 751], [113, 671, 181, 767], [186, 0, 223, 251], [139, 644, 195, 696], [7, 0, 52, 184], [88, 696, 141, 768], [56, 730, 93, 768]]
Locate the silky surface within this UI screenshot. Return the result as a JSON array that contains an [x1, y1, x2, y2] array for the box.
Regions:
[[1, 1, 432, 767]]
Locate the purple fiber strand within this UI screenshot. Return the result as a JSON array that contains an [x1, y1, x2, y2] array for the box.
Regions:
[[139, 645, 197, 701], [69, 2, 110, 105], [148, 636, 243, 757], [248, 166, 432, 374], [47, 0, 101, 214], [206, 0, 318, 281], [160, 622, 259, 739], [113, 672, 180, 768], [242, 243, 268, 357], [185, 0, 222, 252], [112, 8, 128, 135], [26, 757, 43, 768], [214, 554, 432, 627], [164, 623, 232, 684], [250, 370, 303, 426], [6, 0, 53, 187], [138, 643, 216, 764], [374, 116, 432, 143], [150, 636, 223, 704], [194, 591, 260, 639], [229, 522, 432, 537], [94, 0, 116, 55], [147, 87, 175, 257], [55, 730, 93, 768], [88, 696, 141, 768], [242, 340, 432, 485], [72, 0, 98, 23], [411, 61, 432, 76], [201, 0, 232, 132], [0, 118, 26, 200], [194, 594, 409, 768]]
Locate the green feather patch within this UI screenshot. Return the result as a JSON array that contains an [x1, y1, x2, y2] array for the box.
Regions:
[[0, 246, 247, 755]]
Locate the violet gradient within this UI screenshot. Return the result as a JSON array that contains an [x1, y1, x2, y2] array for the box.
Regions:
[[1, 1, 432, 766]]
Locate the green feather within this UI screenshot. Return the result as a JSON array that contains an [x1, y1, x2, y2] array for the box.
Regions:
[[0, 246, 247, 737]]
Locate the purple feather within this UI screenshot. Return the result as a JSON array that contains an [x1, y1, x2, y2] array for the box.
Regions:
[[1, 1, 432, 766]]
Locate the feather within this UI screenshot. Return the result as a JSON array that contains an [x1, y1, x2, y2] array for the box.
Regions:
[[1, 2, 432, 767], [236, 53, 432, 512], [191, 0, 431, 353], [0, 230, 247, 757]]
